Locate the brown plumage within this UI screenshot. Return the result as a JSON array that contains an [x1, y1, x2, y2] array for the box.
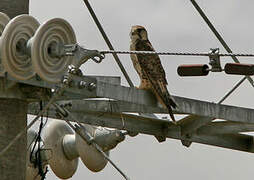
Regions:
[[130, 25, 177, 122]]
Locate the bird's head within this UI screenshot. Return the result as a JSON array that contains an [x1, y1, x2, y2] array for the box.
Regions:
[[130, 25, 148, 42]]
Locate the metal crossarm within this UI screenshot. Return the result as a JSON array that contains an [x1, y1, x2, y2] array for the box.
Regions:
[[4, 69, 254, 124], [28, 105, 254, 153], [179, 76, 247, 136], [28, 93, 254, 124]]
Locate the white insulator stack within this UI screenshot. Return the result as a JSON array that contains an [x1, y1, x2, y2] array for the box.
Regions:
[[0, 11, 126, 180], [26, 120, 125, 179]]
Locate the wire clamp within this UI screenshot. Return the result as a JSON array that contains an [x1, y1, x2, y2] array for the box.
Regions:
[[209, 48, 222, 72], [62, 44, 105, 67], [74, 124, 94, 145]]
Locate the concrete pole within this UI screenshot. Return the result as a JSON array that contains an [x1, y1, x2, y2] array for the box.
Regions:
[[0, 99, 28, 179], [0, 0, 29, 19], [0, 1, 29, 179]]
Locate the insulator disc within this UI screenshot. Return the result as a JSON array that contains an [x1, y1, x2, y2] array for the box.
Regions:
[[43, 120, 78, 179], [75, 124, 108, 172], [225, 63, 254, 75], [31, 18, 76, 83], [0, 12, 10, 75], [177, 64, 209, 76], [0, 15, 39, 80]]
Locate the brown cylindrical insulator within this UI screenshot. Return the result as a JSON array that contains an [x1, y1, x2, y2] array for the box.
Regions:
[[177, 64, 209, 76], [224, 63, 254, 75]]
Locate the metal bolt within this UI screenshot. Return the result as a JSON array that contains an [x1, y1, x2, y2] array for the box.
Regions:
[[62, 75, 71, 86], [78, 81, 88, 89], [88, 83, 96, 91], [78, 81, 96, 91], [68, 65, 77, 74]]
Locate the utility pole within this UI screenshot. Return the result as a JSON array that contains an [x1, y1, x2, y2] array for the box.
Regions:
[[0, 0, 29, 19], [0, 1, 29, 179]]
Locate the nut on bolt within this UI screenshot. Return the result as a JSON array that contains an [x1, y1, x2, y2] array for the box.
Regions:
[[78, 81, 88, 89], [78, 81, 96, 91], [62, 75, 70, 85], [88, 82, 96, 91]]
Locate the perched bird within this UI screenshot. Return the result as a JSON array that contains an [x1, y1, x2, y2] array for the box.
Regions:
[[130, 25, 177, 122]]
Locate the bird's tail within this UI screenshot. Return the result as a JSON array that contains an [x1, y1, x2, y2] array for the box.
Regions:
[[161, 92, 177, 123], [152, 81, 177, 123]]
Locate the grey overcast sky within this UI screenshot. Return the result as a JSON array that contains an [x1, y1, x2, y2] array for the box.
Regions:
[[29, 0, 254, 179]]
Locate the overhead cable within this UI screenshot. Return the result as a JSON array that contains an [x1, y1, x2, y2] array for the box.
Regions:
[[82, 0, 134, 87], [189, 0, 254, 87], [100, 50, 254, 57]]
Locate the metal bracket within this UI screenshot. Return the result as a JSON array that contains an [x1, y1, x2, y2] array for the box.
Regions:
[[209, 48, 222, 72], [154, 123, 170, 143], [63, 44, 105, 68], [181, 133, 192, 148], [181, 139, 192, 148], [49, 43, 105, 69], [74, 124, 95, 145]]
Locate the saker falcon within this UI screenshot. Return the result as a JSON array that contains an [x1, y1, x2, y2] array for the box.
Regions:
[[130, 25, 177, 122]]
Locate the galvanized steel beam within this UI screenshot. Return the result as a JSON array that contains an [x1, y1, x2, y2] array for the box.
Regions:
[[178, 115, 214, 136], [197, 121, 254, 134], [28, 106, 254, 153], [12, 73, 254, 123], [179, 77, 247, 136], [28, 96, 254, 124], [52, 97, 254, 123], [174, 96, 254, 124]]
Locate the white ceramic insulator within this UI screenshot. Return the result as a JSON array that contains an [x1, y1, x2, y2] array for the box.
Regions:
[[75, 124, 109, 172], [62, 134, 79, 160], [75, 125, 125, 172], [93, 127, 125, 151], [42, 120, 78, 179]]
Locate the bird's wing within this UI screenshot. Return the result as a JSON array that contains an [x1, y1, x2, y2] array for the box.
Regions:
[[130, 43, 146, 81], [136, 40, 176, 121], [135, 40, 167, 84]]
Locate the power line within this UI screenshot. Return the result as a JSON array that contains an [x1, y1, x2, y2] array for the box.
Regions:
[[82, 0, 134, 87], [100, 50, 254, 57], [189, 0, 254, 87], [218, 76, 247, 104]]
